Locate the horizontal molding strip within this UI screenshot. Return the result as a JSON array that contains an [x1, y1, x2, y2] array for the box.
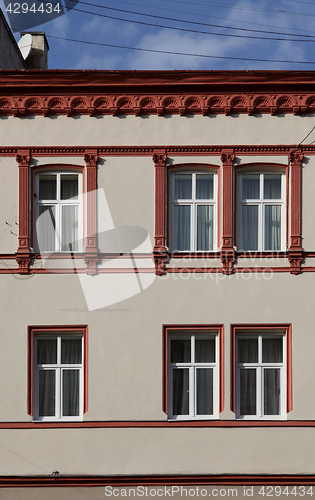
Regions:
[[1, 474, 315, 487], [1, 420, 315, 429], [1, 267, 315, 274], [2, 145, 315, 156]]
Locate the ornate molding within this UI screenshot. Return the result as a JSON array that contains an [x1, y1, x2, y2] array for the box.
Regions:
[[84, 149, 99, 275], [288, 149, 303, 274], [220, 149, 235, 275], [2, 144, 315, 157], [16, 149, 31, 274], [2, 92, 315, 117], [153, 149, 168, 276]]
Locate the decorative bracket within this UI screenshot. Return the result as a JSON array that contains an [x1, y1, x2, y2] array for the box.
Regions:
[[220, 149, 235, 275], [153, 149, 168, 275], [84, 149, 99, 275], [288, 150, 303, 274], [16, 149, 31, 274]]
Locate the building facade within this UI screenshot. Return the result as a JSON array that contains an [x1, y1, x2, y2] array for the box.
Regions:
[[0, 70, 315, 495]]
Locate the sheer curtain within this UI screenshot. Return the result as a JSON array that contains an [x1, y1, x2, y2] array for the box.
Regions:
[[39, 175, 56, 200], [174, 175, 192, 199], [264, 205, 281, 251], [242, 205, 258, 251], [173, 369, 189, 415], [197, 205, 213, 251], [174, 205, 190, 251], [63, 370, 80, 416], [262, 337, 282, 415], [62, 205, 79, 251], [38, 206, 56, 252], [196, 369, 213, 415], [38, 370, 55, 417], [196, 175, 213, 199]]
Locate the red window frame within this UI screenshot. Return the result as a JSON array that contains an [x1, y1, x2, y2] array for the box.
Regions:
[[27, 325, 88, 418], [230, 324, 293, 415]]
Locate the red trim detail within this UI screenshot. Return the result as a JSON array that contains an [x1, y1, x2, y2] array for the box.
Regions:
[[153, 150, 168, 275], [16, 150, 31, 274], [162, 324, 224, 416], [230, 324, 292, 415], [288, 150, 303, 274], [1, 473, 315, 487], [27, 325, 88, 417], [84, 149, 99, 275], [220, 150, 235, 275]]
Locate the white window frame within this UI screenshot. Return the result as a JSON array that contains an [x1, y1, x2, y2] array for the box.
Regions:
[[236, 332, 286, 420], [237, 171, 286, 252], [168, 332, 219, 420], [170, 171, 218, 252], [34, 171, 83, 253], [34, 334, 84, 422]]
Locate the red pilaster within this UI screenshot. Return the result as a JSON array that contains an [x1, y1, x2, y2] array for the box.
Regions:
[[220, 149, 235, 275], [153, 149, 168, 275], [288, 150, 303, 274], [16, 149, 31, 274], [84, 149, 99, 275]]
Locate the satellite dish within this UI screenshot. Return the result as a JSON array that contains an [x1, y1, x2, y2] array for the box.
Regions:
[[18, 34, 33, 60]]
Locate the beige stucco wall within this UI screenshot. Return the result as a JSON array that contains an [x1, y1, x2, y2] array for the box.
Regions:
[[0, 113, 314, 147]]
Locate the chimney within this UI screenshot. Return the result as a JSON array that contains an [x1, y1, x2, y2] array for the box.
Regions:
[[18, 32, 49, 69]]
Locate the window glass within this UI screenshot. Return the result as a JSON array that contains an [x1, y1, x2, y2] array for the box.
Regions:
[[195, 337, 215, 363], [264, 174, 281, 199], [37, 338, 57, 364], [238, 338, 258, 363], [171, 339, 191, 363], [242, 174, 259, 199], [61, 174, 78, 200], [196, 174, 213, 200], [240, 368, 256, 415], [61, 338, 82, 364], [174, 205, 191, 251], [196, 368, 213, 415], [38, 206, 56, 252], [174, 174, 192, 199], [241, 205, 258, 251], [264, 369, 280, 415], [61, 205, 79, 252], [38, 370, 55, 417], [63, 370, 80, 416], [264, 205, 281, 251], [262, 337, 283, 363], [39, 174, 57, 200], [173, 369, 189, 415], [197, 205, 213, 251]]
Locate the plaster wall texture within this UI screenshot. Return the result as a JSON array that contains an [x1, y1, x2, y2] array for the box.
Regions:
[[0, 113, 313, 147]]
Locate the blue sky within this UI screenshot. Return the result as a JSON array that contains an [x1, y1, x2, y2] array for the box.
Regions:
[[1, 0, 315, 70]]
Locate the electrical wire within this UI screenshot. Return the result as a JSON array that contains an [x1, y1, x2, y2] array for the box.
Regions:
[[46, 34, 315, 65]]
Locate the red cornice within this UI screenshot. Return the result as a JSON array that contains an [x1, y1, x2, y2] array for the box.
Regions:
[[2, 70, 315, 116], [2, 145, 315, 156]]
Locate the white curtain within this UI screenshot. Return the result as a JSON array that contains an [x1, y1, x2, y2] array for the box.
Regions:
[[196, 175, 213, 199], [264, 205, 281, 251], [197, 205, 213, 251], [195, 337, 215, 362], [38, 206, 56, 252], [174, 175, 192, 199], [242, 205, 258, 251], [61, 338, 82, 364], [62, 205, 79, 251], [174, 205, 190, 251], [238, 338, 258, 363], [63, 370, 80, 416]]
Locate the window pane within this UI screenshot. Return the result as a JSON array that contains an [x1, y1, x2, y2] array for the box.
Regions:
[[174, 175, 192, 199], [264, 175, 281, 199], [196, 368, 213, 415], [262, 337, 283, 363], [264, 369, 280, 415], [173, 369, 189, 415], [61, 174, 78, 200], [38, 370, 55, 417], [63, 370, 80, 416], [174, 205, 190, 251], [197, 205, 213, 251], [39, 175, 56, 200], [61, 338, 82, 364], [195, 337, 215, 363], [238, 338, 258, 363], [264, 205, 281, 251], [171, 339, 191, 363], [38, 205, 56, 252], [37, 338, 57, 364], [241, 205, 258, 251], [61, 205, 79, 251], [196, 174, 213, 200], [240, 368, 256, 415], [242, 175, 259, 199]]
